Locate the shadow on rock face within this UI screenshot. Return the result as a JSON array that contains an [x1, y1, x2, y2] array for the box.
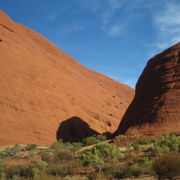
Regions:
[[56, 116, 98, 142]]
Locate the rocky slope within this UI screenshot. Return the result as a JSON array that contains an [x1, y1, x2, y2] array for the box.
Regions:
[[0, 10, 134, 145], [115, 43, 180, 137]]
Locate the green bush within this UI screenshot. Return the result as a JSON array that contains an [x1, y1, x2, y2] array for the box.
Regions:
[[153, 134, 180, 154], [36, 160, 48, 170], [51, 141, 64, 149], [115, 135, 127, 141], [48, 163, 76, 176], [138, 157, 152, 165], [103, 165, 126, 179], [132, 143, 140, 151], [31, 167, 41, 178], [25, 144, 37, 151], [28, 151, 36, 159], [41, 152, 53, 162], [129, 165, 143, 177], [83, 134, 107, 146], [83, 136, 100, 146], [137, 139, 151, 145], [95, 134, 107, 141], [153, 153, 180, 180], [4, 144, 23, 157], [0, 151, 6, 161], [52, 150, 74, 163], [6, 165, 33, 179], [81, 143, 121, 172], [111, 165, 143, 179]]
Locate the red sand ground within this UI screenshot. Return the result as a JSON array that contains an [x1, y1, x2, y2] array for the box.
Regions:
[[115, 43, 180, 138], [0, 10, 134, 146]]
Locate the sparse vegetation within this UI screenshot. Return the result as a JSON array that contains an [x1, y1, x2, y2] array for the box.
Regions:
[[25, 144, 37, 151], [0, 133, 179, 179]]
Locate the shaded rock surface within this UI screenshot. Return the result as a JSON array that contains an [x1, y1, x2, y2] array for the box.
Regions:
[[0, 11, 134, 145], [56, 116, 98, 142], [115, 43, 180, 137]]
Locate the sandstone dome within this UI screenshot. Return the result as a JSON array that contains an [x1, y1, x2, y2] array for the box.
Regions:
[[0, 10, 134, 145], [115, 43, 180, 137]]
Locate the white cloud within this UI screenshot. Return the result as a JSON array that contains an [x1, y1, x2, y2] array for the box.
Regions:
[[153, 2, 180, 49], [108, 24, 124, 36], [77, 0, 125, 36]]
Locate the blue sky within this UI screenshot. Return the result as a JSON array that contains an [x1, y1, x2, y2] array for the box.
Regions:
[[1, 0, 180, 88]]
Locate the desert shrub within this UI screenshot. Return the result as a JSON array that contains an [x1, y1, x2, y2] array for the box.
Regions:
[[29, 174, 62, 180], [142, 165, 155, 176], [0, 165, 6, 179], [94, 134, 107, 141], [52, 150, 74, 163], [6, 165, 33, 179], [137, 139, 151, 145], [102, 165, 125, 179], [114, 167, 127, 179], [111, 164, 143, 179], [51, 141, 64, 149], [153, 152, 180, 180], [81, 143, 121, 172], [71, 142, 83, 149], [82, 150, 104, 172], [28, 151, 36, 159], [4, 144, 23, 157], [152, 134, 180, 155], [35, 160, 48, 170], [25, 144, 37, 151], [0, 151, 6, 161], [31, 167, 41, 178], [152, 145, 170, 155], [170, 132, 180, 137], [115, 135, 127, 141], [83, 134, 107, 146], [83, 136, 100, 146], [129, 165, 143, 177], [0, 172, 6, 179], [47, 163, 76, 176], [123, 152, 133, 160], [138, 157, 152, 165], [41, 152, 53, 162], [132, 143, 140, 151]]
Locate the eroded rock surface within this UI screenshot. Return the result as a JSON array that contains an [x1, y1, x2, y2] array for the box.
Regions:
[[0, 11, 134, 145], [115, 43, 180, 137]]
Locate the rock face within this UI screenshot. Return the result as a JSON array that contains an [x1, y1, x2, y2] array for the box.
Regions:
[[115, 43, 180, 137], [0, 10, 134, 145]]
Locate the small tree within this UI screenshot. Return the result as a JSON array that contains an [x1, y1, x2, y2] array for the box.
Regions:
[[81, 143, 121, 173], [153, 153, 180, 180]]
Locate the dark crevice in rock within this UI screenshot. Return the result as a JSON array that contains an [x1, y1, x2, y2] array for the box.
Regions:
[[0, 24, 15, 33]]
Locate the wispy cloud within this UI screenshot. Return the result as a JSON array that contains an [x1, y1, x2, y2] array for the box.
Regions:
[[48, 7, 71, 21], [108, 24, 124, 36], [152, 2, 180, 49], [77, 0, 125, 37], [58, 24, 84, 35]]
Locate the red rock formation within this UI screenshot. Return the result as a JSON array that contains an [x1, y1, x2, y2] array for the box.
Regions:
[[115, 43, 180, 137], [0, 10, 134, 146]]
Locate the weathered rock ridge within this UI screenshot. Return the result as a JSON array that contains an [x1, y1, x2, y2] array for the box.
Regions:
[[115, 43, 180, 137]]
